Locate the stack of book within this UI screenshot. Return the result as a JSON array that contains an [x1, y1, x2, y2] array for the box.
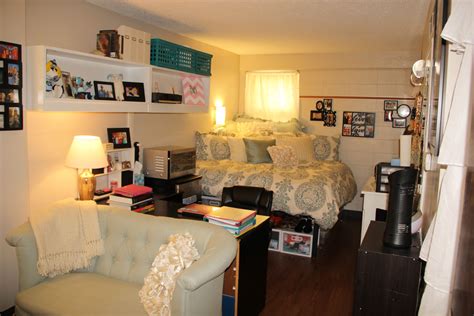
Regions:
[[177, 203, 220, 217], [108, 184, 155, 213], [203, 206, 257, 236]]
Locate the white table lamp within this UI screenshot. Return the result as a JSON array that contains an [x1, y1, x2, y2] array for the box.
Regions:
[[65, 135, 108, 200]]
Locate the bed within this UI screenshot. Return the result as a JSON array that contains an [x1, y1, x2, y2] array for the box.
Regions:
[[195, 117, 357, 230]]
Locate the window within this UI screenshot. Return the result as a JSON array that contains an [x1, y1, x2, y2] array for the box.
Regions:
[[244, 71, 300, 121]]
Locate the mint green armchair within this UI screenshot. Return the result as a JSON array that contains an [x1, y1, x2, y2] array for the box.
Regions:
[[6, 206, 237, 316]]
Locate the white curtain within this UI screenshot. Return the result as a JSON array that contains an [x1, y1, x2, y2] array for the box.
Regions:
[[244, 71, 299, 121], [418, 1, 473, 315]]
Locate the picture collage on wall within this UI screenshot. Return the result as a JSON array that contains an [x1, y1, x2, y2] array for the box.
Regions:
[[310, 98, 337, 127], [384, 100, 411, 128], [342, 111, 375, 138], [0, 41, 23, 131]]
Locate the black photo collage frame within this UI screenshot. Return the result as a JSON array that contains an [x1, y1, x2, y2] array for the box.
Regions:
[[0, 41, 23, 130]]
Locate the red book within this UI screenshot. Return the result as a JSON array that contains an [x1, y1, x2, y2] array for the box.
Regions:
[[113, 184, 152, 198]]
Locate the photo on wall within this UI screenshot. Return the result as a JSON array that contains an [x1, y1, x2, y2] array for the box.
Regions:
[[342, 111, 375, 138], [0, 41, 23, 131]]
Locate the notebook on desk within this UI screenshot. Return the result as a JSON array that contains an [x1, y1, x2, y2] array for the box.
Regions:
[[177, 203, 220, 216]]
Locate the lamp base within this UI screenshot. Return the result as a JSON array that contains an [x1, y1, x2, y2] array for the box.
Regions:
[[78, 169, 96, 200]]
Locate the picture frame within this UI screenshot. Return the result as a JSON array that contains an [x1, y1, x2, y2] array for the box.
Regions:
[[94, 81, 116, 100], [0, 41, 22, 131], [323, 98, 333, 111], [0, 88, 20, 103], [107, 127, 131, 149], [61, 71, 74, 98], [384, 100, 398, 111], [122, 160, 132, 170], [342, 111, 376, 138], [315, 100, 324, 111], [0, 41, 21, 61], [123, 81, 145, 102], [384, 110, 393, 122], [269, 229, 281, 252], [6, 62, 21, 87], [280, 230, 313, 257], [392, 118, 407, 128], [310, 110, 324, 121], [323, 110, 337, 127]]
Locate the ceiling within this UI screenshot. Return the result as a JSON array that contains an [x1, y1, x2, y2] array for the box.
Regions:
[[88, 0, 432, 55]]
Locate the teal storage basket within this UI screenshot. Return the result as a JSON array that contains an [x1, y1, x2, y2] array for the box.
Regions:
[[194, 51, 213, 76], [151, 38, 212, 76]]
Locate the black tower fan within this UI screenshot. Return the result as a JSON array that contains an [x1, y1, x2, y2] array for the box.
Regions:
[[383, 168, 418, 248]]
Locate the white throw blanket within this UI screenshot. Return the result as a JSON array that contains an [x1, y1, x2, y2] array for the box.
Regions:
[[139, 232, 200, 316], [30, 198, 104, 278]]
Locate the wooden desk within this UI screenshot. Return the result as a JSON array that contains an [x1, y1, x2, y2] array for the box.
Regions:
[[149, 198, 270, 316]]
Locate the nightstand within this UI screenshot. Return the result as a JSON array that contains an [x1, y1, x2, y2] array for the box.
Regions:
[[354, 221, 422, 315]]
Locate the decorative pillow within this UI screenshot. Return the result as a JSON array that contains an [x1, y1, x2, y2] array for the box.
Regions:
[[276, 135, 314, 162], [311, 135, 341, 161], [227, 137, 247, 162], [273, 118, 305, 134], [224, 120, 274, 136], [267, 145, 298, 168], [243, 138, 276, 164], [195, 132, 230, 160]]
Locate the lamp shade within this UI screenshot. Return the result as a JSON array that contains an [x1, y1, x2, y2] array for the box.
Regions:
[[65, 135, 108, 169], [215, 105, 226, 126]]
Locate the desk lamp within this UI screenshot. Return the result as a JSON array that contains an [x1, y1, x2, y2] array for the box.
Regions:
[[65, 135, 108, 200]]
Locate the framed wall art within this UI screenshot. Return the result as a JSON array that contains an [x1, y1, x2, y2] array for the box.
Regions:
[[342, 111, 375, 138], [0, 41, 23, 131], [310, 110, 324, 121], [323, 110, 337, 127], [392, 118, 407, 128]]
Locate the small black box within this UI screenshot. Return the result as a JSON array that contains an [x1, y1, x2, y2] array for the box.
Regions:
[[152, 93, 182, 104]]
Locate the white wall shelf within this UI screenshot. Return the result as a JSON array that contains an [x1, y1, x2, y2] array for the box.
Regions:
[[27, 45, 210, 113]]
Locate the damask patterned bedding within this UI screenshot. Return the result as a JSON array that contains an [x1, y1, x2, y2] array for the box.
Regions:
[[197, 159, 357, 230]]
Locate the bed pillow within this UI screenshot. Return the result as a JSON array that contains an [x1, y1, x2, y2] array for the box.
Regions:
[[273, 118, 305, 134], [243, 138, 276, 163], [267, 145, 298, 168], [195, 132, 230, 160], [276, 135, 314, 162], [311, 135, 341, 161], [227, 137, 247, 162]]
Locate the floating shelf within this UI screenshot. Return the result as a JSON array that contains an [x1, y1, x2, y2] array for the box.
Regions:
[[27, 46, 210, 113]]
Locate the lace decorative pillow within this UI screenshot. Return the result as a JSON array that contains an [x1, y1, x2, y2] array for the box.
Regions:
[[195, 132, 230, 160], [267, 145, 298, 168]]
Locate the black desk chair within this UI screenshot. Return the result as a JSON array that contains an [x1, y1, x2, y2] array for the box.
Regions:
[[221, 186, 273, 216]]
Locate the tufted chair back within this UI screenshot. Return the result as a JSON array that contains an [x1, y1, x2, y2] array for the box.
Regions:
[[93, 206, 227, 283], [221, 185, 273, 216]]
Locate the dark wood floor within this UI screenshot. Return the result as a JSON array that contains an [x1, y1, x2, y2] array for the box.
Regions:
[[261, 216, 361, 316]]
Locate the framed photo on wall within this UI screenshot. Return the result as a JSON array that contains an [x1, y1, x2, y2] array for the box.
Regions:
[[310, 110, 324, 121], [384, 100, 398, 110], [0, 41, 23, 131], [342, 111, 375, 138]]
